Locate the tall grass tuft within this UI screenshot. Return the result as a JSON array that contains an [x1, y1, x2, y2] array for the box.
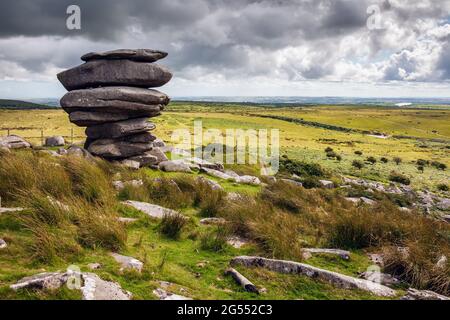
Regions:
[[158, 213, 187, 239]]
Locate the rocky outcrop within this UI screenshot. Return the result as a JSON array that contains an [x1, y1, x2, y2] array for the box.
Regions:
[[57, 49, 172, 168], [0, 135, 31, 149], [230, 256, 396, 297]]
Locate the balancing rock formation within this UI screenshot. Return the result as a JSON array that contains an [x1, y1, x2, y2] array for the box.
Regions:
[[57, 49, 172, 166]]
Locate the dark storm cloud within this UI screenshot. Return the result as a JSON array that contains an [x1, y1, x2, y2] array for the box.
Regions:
[[0, 0, 449, 82]]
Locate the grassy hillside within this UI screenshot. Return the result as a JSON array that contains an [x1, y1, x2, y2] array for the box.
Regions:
[[0, 99, 57, 110]]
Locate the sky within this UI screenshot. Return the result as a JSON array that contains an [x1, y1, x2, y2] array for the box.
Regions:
[[0, 0, 449, 99]]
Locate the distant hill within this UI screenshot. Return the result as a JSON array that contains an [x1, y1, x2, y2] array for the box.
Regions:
[[0, 99, 58, 110]]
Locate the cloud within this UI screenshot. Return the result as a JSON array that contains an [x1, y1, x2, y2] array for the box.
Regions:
[[0, 0, 448, 97]]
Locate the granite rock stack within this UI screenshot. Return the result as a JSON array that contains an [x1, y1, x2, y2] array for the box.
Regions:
[[57, 49, 172, 167]]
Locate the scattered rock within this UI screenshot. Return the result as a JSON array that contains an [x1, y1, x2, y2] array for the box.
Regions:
[[230, 256, 396, 297], [227, 237, 250, 249], [0, 238, 7, 249], [201, 167, 234, 180], [302, 248, 350, 260], [0, 207, 25, 214], [110, 253, 144, 273], [153, 288, 192, 300], [443, 215, 450, 223], [117, 217, 138, 224], [88, 263, 101, 270], [152, 138, 166, 148], [44, 136, 65, 147], [368, 253, 385, 266], [225, 268, 259, 294], [200, 217, 227, 225], [197, 176, 223, 190], [118, 159, 141, 170], [235, 175, 261, 186], [81, 272, 132, 300], [127, 153, 158, 167], [319, 180, 335, 189], [10, 272, 69, 291], [0, 135, 31, 149], [66, 145, 93, 159], [359, 270, 399, 286], [401, 288, 450, 300], [281, 178, 303, 187], [146, 147, 168, 163], [122, 200, 181, 219], [345, 197, 376, 205], [112, 179, 143, 191], [436, 255, 447, 269], [158, 160, 192, 173]]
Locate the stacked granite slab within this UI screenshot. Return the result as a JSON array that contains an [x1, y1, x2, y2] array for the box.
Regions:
[[57, 49, 172, 166]]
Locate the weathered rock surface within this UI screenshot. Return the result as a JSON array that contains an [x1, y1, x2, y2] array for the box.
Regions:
[[44, 136, 65, 147], [81, 49, 168, 63], [10, 272, 69, 291], [146, 147, 168, 163], [57, 60, 172, 91], [61, 87, 168, 114], [401, 288, 449, 300], [225, 268, 259, 294], [86, 118, 155, 139], [302, 248, 350, 260], [0, 135, 31, 149], [230, 256, 396, 297], [153, 288, 192, 300], [87, 133, 155, 159], [159, 160, 192, 173], [81, 272, 132, 300], [127, 153, 158, 167], [122, 200, 180, 219], [110, 253, 144, 272]]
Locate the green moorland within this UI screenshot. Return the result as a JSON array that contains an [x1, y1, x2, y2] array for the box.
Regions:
[[0, 102, 449, 300]]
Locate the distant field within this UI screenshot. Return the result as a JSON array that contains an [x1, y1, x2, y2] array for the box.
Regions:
[[0, 103, 448, 189]]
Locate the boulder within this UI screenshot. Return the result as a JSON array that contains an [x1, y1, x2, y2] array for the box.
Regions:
[[69, 111, 142, 126], [235, 175, 261, 186], [127, 153, 158, 167], [230, 256, 396, 297], [359, 270, 399, 286], [110, 253, 144, 273], [153, 288, 191, 300], [197, 176, 223, 190], [81, 272, 132, 300], [66, 145, 93, 159], [61, 87, 168, 115], [118, 159, 140, 170], [0, 238, 7, 249], [401, 288, 449, 300], [319, 180, 335, 189], [86, 118, 155, 139], [87, 133, 155, 159], [122, 200, 181, 219], [57, 60, 172, 91], [112, 179, 143, 190], [81, 49, 168, 62], [44, 136, 65, 147], [10, 272, 69, 291], [0, 135, 31, 149], [159, 160, 192, 173], [146, 147, 168, 163]]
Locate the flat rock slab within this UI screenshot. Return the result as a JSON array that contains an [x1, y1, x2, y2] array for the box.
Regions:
[[81, 272, 132, 300], [200, 217, 227, 225], [230, 256, 396, 297], [81, 49, 168, 62], [61, 87, 168, 114], [57, 60, 172, 91], [401, 288, 449, 300], [87, 132, 155, 159], [10, 272, 69, 291], [153, 288, 192, 300], [302, 248, 351, 260], [70, 111, 143, 126], [159, 160, 192, 173], [110, 253, 144, 272], [0, 135, 31, 149], [86, 118, 155, 139], [0, 207, 25, 214], [122, 200, 180, 219]]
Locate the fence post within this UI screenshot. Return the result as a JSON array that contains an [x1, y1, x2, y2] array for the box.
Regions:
[[41, 128, 44, 146], [71, 128, 74, 144], [7, 129, 10, 136]]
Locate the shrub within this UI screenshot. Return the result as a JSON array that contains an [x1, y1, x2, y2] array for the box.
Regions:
[[336, 155, 342, 161], [352, 160, 364, 170], [324, 147, 334, 153], [416, 159, 428, 166], [380, 157, 389, 163], [280, 157, 326, 177], [437, 184, 449, 192], [354, 151, 363, 156], [366, 156, 377, 164], [431, 161, 447, 171], [389, 171, 411, 185], [199, 227, 229, 252], [159, 213, 187, 239], [417, 165, 424, 173], [393, 157, 402, 165], [326, 151, 338, 159]]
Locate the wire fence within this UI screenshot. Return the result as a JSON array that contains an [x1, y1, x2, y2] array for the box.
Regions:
[[1, 128, 85, 146]]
